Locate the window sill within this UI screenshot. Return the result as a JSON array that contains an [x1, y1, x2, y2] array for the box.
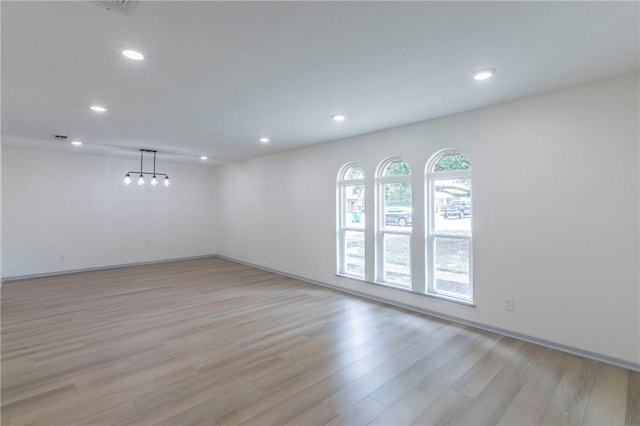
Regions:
[[424, 291, 476, 307], [334, 274, 476, 308]]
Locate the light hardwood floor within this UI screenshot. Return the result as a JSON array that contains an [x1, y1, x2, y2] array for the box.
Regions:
[[1, 257, 638, 425]]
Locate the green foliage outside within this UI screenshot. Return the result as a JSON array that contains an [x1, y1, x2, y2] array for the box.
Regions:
[[384, 161, 411, 207], [386, 253, 410, 267], [434, 154, 471, 172], [344, 155, 471, 284], [384, 161, 411, 176], [384, 182, 411, 207], [383, 156, 471, 206], [344, 166, 365, 207], [346, 238, 364, 259], [344, 165, 364, 180], [347, 156, 471, 208]]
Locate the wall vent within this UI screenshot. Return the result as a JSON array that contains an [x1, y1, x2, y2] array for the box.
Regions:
[[50, 134, 69, 141]]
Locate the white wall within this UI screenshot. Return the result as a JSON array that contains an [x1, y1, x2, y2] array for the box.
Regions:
[[215, 73, 640, 366], [2, 148, 217, 277], [2, 74, 637, 367], [0, 140, 3, 281]]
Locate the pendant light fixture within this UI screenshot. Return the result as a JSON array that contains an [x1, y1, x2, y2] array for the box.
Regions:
[[124, 149, 170, 187]]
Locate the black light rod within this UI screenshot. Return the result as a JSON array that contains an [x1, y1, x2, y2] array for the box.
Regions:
[[126, 171, 168, 177]]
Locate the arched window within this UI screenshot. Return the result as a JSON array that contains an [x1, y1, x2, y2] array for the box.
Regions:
[[426, 150, 472, 302], [377, 158, 411, 288], [337, 163, 365, 279]]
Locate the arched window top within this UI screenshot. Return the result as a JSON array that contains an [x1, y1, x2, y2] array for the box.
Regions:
[[426, 149, 473, 302], [429, 151, 471, 172], [381, 159, 411, 177], [337, 162, 365, 279], [339, 163, 365, 181], [429, 151, 471, 173]]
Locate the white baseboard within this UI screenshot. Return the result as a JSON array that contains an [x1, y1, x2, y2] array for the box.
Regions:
[[216, 254, 640, 372], [0, 254, 218, 284], [3, 253, 638, 372]]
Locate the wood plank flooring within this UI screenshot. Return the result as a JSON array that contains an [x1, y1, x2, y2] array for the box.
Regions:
[[1, 257, 637, 425]]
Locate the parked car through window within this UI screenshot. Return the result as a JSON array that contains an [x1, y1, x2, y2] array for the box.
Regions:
[[440, 200, 471, 219], [385, 207, 412, 227]]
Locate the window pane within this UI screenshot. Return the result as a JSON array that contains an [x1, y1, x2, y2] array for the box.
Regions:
[[383, 160, 410, 177], [383, 183, 411, 229], [344, 231, 365, 278], [434, 237, 470, 299], [383, 234, 411, 287], [433, 178, 471, 236], [344, 185, 365, 229], [344, 165, 364, 180], [433, 154, 471, 172]]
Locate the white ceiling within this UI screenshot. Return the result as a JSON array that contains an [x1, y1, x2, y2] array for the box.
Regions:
[[2, 1, 638, 166]]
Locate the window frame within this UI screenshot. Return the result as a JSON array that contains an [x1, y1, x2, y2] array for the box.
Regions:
[[376, 158, 412, 288], [336, 163, 366, 279], [426, 150, 473, 303]]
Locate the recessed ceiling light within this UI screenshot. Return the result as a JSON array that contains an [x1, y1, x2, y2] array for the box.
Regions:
[[90, 105, 108, 112], [332, 114, 346, 122], [259, 137, 270, 143], [472, 68, 495, 81], [71, 141, 83, 146], [122, 49, 144, 61], [200, 156, 208, 160]]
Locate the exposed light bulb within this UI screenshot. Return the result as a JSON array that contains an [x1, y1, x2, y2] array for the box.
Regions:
[[90, 105, 108, 112], [164, 176, 170, 187], [151, 175, 158, 186], [124, 173, 131, 185], [259, 137, 270, 143], [332, 114, 346, 122], [138, 174, 145, 186]]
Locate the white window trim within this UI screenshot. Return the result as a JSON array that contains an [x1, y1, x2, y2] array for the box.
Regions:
[[376, 158, 412, 288], [337, 164, 365, 279], [426, 151, 473, 303]]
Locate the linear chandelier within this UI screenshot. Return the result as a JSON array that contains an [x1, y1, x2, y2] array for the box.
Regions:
[[124, 149, 170, 187]]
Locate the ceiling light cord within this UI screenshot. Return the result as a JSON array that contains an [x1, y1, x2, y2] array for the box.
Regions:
[[151, 151, 158, 186], [138, 150, 145, 185], [124, 149, 170, 187]]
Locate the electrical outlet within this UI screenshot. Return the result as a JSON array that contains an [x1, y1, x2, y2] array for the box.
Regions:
[[313, 261, 320, 270], [59, 254, 66, 262], [503, 297, 513, 311]]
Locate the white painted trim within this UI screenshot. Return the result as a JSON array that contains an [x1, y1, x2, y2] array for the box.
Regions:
[[1, 254, 218, 283], [219, 254, 640, 372], [376, 158, 413, 286], [337, 162, 367, 279], [426, 149, 473, 303], [4, 253, 638, 372]]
